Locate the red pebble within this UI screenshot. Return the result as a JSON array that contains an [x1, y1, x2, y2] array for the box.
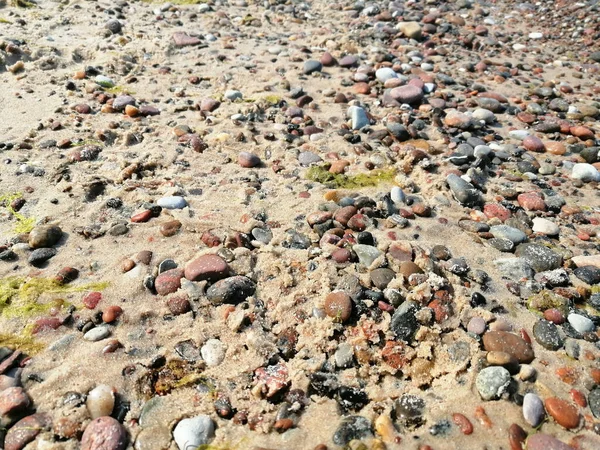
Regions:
[[83, 292, 102, 309], [131, 210, 152, 223], [452, 413, 473, 435], [32, 317, 62, 334], [570, 389, 587, 408]]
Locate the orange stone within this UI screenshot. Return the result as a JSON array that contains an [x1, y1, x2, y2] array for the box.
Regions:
[[544, 397, 580, 429], [545, 141, 566, 155]]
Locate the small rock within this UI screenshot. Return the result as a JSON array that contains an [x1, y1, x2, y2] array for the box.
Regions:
[[201, 339, 226, 367], [544, 397, 579, 429], [532, 320, 563, 350], [28, 248, 57, 266], [184, 254, 229, 282], [206, 276, 256, 304], [87, 385, 114, 419], [446, 174, 481, 206], [238, 152, 261, 168], [571, 163, 600, 182], [154, 268, 184, 296], [29, 225, 62, 248], [81, 416, 127, 450], [523, 393, 545, 427], [476, 366, 511, 400], [532, 218, 559, 236], [173, 416, 215, 450], [303, 60, 322, 75], [84, 326, 111, 342], [332, 415, 373, 446], [157, 196, 187, 210], [324, 292, 353, 323], [567, 314, 594, 333], [4, 413, 50, 450]]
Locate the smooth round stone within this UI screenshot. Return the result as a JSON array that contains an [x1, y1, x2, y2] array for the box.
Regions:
[[571, 163, 600, 182], [84, 326, 111, 342], [490, 225, 527, 244], [200, 339, 226, 367], [353, 244, 382, 266], [390, 186, 406, 204], [544, 397, 580, 429], [482, 331, 534, 363], [154, 268, 183, 296], [532, 320, 563, 351], [29, 225, 63, 249], [375, 68, 397, 83], [476, 366, 511, 400], [472, 108, 495, 123], [489, 238, 515, 252], [532, 218, 559, 236], [81, 416, 127, 450], [390, 85, 423, 104], [518, 364, 536, 381], [251, 227, 272, 244], [157, 196, 187, 210], [529, 32, 543, 39], [567, 314, 594, 333], [87, 385, 115, 419], [446, 174, 480, 206], [173, 415, 215, 450], [4, 413, 50, 450], [334, 342, 354, 368], [324, 291, 352, 323], [224, 90, 242, 101], [105, 19, 122, 34], [95, 75, 115, 88], [523, 393, 545, 427], [238, 152, 261, 168], [184, 254, 229, 282], [370, 268, 395, 290], [467, 317, 486, 335], [112, 95, 135, 111], [509, 130, 530, 140], [303, 60, 322, 75], [206, 276, 256, 305], [473, 145, 492, 158]]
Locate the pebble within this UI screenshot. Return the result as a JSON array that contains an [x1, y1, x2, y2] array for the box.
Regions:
[[532, 218, 559, 236], [390, 302, 419, 342], [173, 415, 215, 450], [332, 415, 373, 446], [523, 393, 545, 427], [526, 433, 573, 450], [200, 339, 226, 367], [238, 152, 261, 168], [589, 388, 600, 418], [446, 174, 480, 206], [86, 385, 114, 419], [206, 275, 256, 304], [84, 326, 111, 342], [334, 342, 354, 368], [532, 320, 563, 351], [349, 106, 369, 130], [157, 196, 187, 210], [490, 225, 527, 244], [81, 416, 127, 450], [4, 413, 50, 450], [515, 243, 562, 272], [184, 254, 229, 281], [28, 247, 57, 266], [571, 163, 600, 181], [375, 68, 397, 83], [476, 366, 511, 401], [324, 292, 352, 323], [353, 244, 382, 266], [0, 387, 30, 416], [567, 314, 594, 333], [467, 317, 486, 335], [544, 397, 580, 429], [482, 331, 534, 363], [160, 220, 182, 237], [390, 85, 423, 104], [28, 225, 63, 248], [303, 60, 322, 75], [574, 266, 600, 285], [154, 268, 184, 296]]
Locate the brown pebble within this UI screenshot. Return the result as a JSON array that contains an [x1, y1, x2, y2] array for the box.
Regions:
[[482, 331, 534, 363], [452, 413, 473, 435], [131, 210, 152, 223], [324, 291, 352, 323], [54, 417, 82, 439], [136, 250, 153, 265], [238, 151, 261, 168], [102, 340, 121, 354], [160, 220, 182, 237], [274, 418, 294, 432], [0, 387, 30, 416], [121, 259, 135, 273], [167, 296, 191, 315], [544, 397, 580, 429], [508, 423, 527, 450], [102, 306, 123, 324]]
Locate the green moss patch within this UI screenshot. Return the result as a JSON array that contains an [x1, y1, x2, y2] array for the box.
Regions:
[[306, 165, 396, 189]]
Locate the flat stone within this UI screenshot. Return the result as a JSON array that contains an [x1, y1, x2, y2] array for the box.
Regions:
[[184, 254, 229, 282], [154, 268, 184, 296], [476, 366, 511, 400], [4, 413, 50, 450], [533, 320, 563, 350], [389, 85, 423, 104], [172, 32, 201, 46], [571, 163, 600, 182], [28, 248, 57, 266], [303, 60, 322, 75], [571, 255, 600, 269], [353, 244, 382, 267], [482, 331, 534, 363], [494, 258, 535, 281], [0, 387, 30, 416]]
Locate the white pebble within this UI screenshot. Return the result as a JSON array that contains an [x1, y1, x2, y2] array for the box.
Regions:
[[87, 385, 115, 419]]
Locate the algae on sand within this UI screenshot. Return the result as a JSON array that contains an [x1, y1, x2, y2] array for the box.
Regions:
[[0, 276, 109, 318], [0, 192, 36, 233], [306, 165, 396, 189]]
